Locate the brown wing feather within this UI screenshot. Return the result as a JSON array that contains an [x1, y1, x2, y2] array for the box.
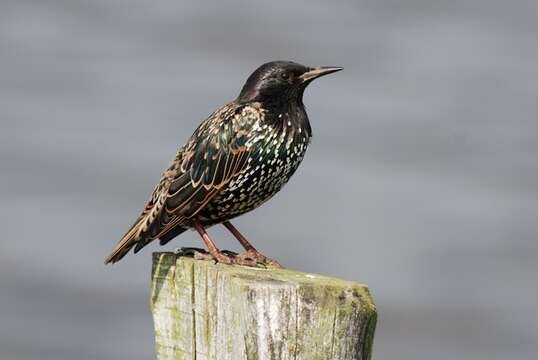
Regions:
[[105, 102, 258, 264]]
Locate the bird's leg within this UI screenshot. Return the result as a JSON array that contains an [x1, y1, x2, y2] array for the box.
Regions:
[[222, 221, 282, 267], [193, 221, 235, 265]]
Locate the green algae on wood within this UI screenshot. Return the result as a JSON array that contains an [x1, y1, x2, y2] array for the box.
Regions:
[[151, 252, 377, 360]]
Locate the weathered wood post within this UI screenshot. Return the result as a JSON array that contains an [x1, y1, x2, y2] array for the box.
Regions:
[[151, 252, 377, 360]]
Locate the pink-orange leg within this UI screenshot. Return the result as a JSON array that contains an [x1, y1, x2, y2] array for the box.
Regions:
[[223, 221, 282, 267], [193, 221, 234, 265], [193, 221, 257, 266]]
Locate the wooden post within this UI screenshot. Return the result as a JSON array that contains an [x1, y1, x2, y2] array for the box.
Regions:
[[151, 252, 377, 360]]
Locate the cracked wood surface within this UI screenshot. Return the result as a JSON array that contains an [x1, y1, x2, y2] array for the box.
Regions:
[[151, 253, 377, 360]]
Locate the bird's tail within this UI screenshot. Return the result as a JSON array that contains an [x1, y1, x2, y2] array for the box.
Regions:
[[104, 220, 146, 264]]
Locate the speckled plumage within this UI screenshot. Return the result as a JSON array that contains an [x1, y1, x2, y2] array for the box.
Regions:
[[202, 103, 310, 223], [106, 61, 342, 264]]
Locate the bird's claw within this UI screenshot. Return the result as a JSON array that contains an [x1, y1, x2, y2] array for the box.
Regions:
[[236, 249, 282, 268], [189, 248, 238, 266], [174, 247, 233, 265], [174, 247, 281, 268]]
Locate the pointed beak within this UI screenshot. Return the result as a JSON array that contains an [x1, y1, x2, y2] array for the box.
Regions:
[[299, 66, 343, 83]]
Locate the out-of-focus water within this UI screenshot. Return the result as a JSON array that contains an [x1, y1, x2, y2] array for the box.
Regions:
[[2, 1, 537, 359]]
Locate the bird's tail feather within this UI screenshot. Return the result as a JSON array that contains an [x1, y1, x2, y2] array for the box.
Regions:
[[104, 220, 145, 264]]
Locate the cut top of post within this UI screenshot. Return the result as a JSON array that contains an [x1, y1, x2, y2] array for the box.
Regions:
[[151, 252, 377, 360]]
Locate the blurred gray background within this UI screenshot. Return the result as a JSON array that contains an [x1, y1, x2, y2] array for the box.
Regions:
[[2, 0, 537, 359]]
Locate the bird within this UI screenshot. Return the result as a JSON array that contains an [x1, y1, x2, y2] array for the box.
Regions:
[[105, 61, 342, 267]]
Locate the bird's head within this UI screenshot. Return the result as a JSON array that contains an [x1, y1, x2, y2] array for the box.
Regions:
[[238, 61, 343, 105]]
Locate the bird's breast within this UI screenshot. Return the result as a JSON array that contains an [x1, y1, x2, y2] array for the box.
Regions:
[[203, 121, 311, 221]]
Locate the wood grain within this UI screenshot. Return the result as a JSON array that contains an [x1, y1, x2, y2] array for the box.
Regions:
[[151, 253, 376, 360]]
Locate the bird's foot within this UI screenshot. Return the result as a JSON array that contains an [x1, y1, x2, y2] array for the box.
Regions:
[[236, 249, 282, 268], [174, 247, 277, 268], [193, 249, 248, 266], [195, 249, 260, 267], [173, 247, 229, 263]]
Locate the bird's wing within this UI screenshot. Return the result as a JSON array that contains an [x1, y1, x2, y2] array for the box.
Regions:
[[105, 102, 258, 263], [154, 104, 254, 236]]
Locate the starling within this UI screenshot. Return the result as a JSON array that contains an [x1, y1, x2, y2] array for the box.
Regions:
[[105, 61, 342, 266]]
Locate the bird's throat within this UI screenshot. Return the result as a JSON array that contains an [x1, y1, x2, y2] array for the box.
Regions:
[[260, 99, 311, 138]]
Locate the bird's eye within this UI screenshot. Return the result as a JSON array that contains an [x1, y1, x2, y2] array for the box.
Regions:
[[280, 72, 289, 80]]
